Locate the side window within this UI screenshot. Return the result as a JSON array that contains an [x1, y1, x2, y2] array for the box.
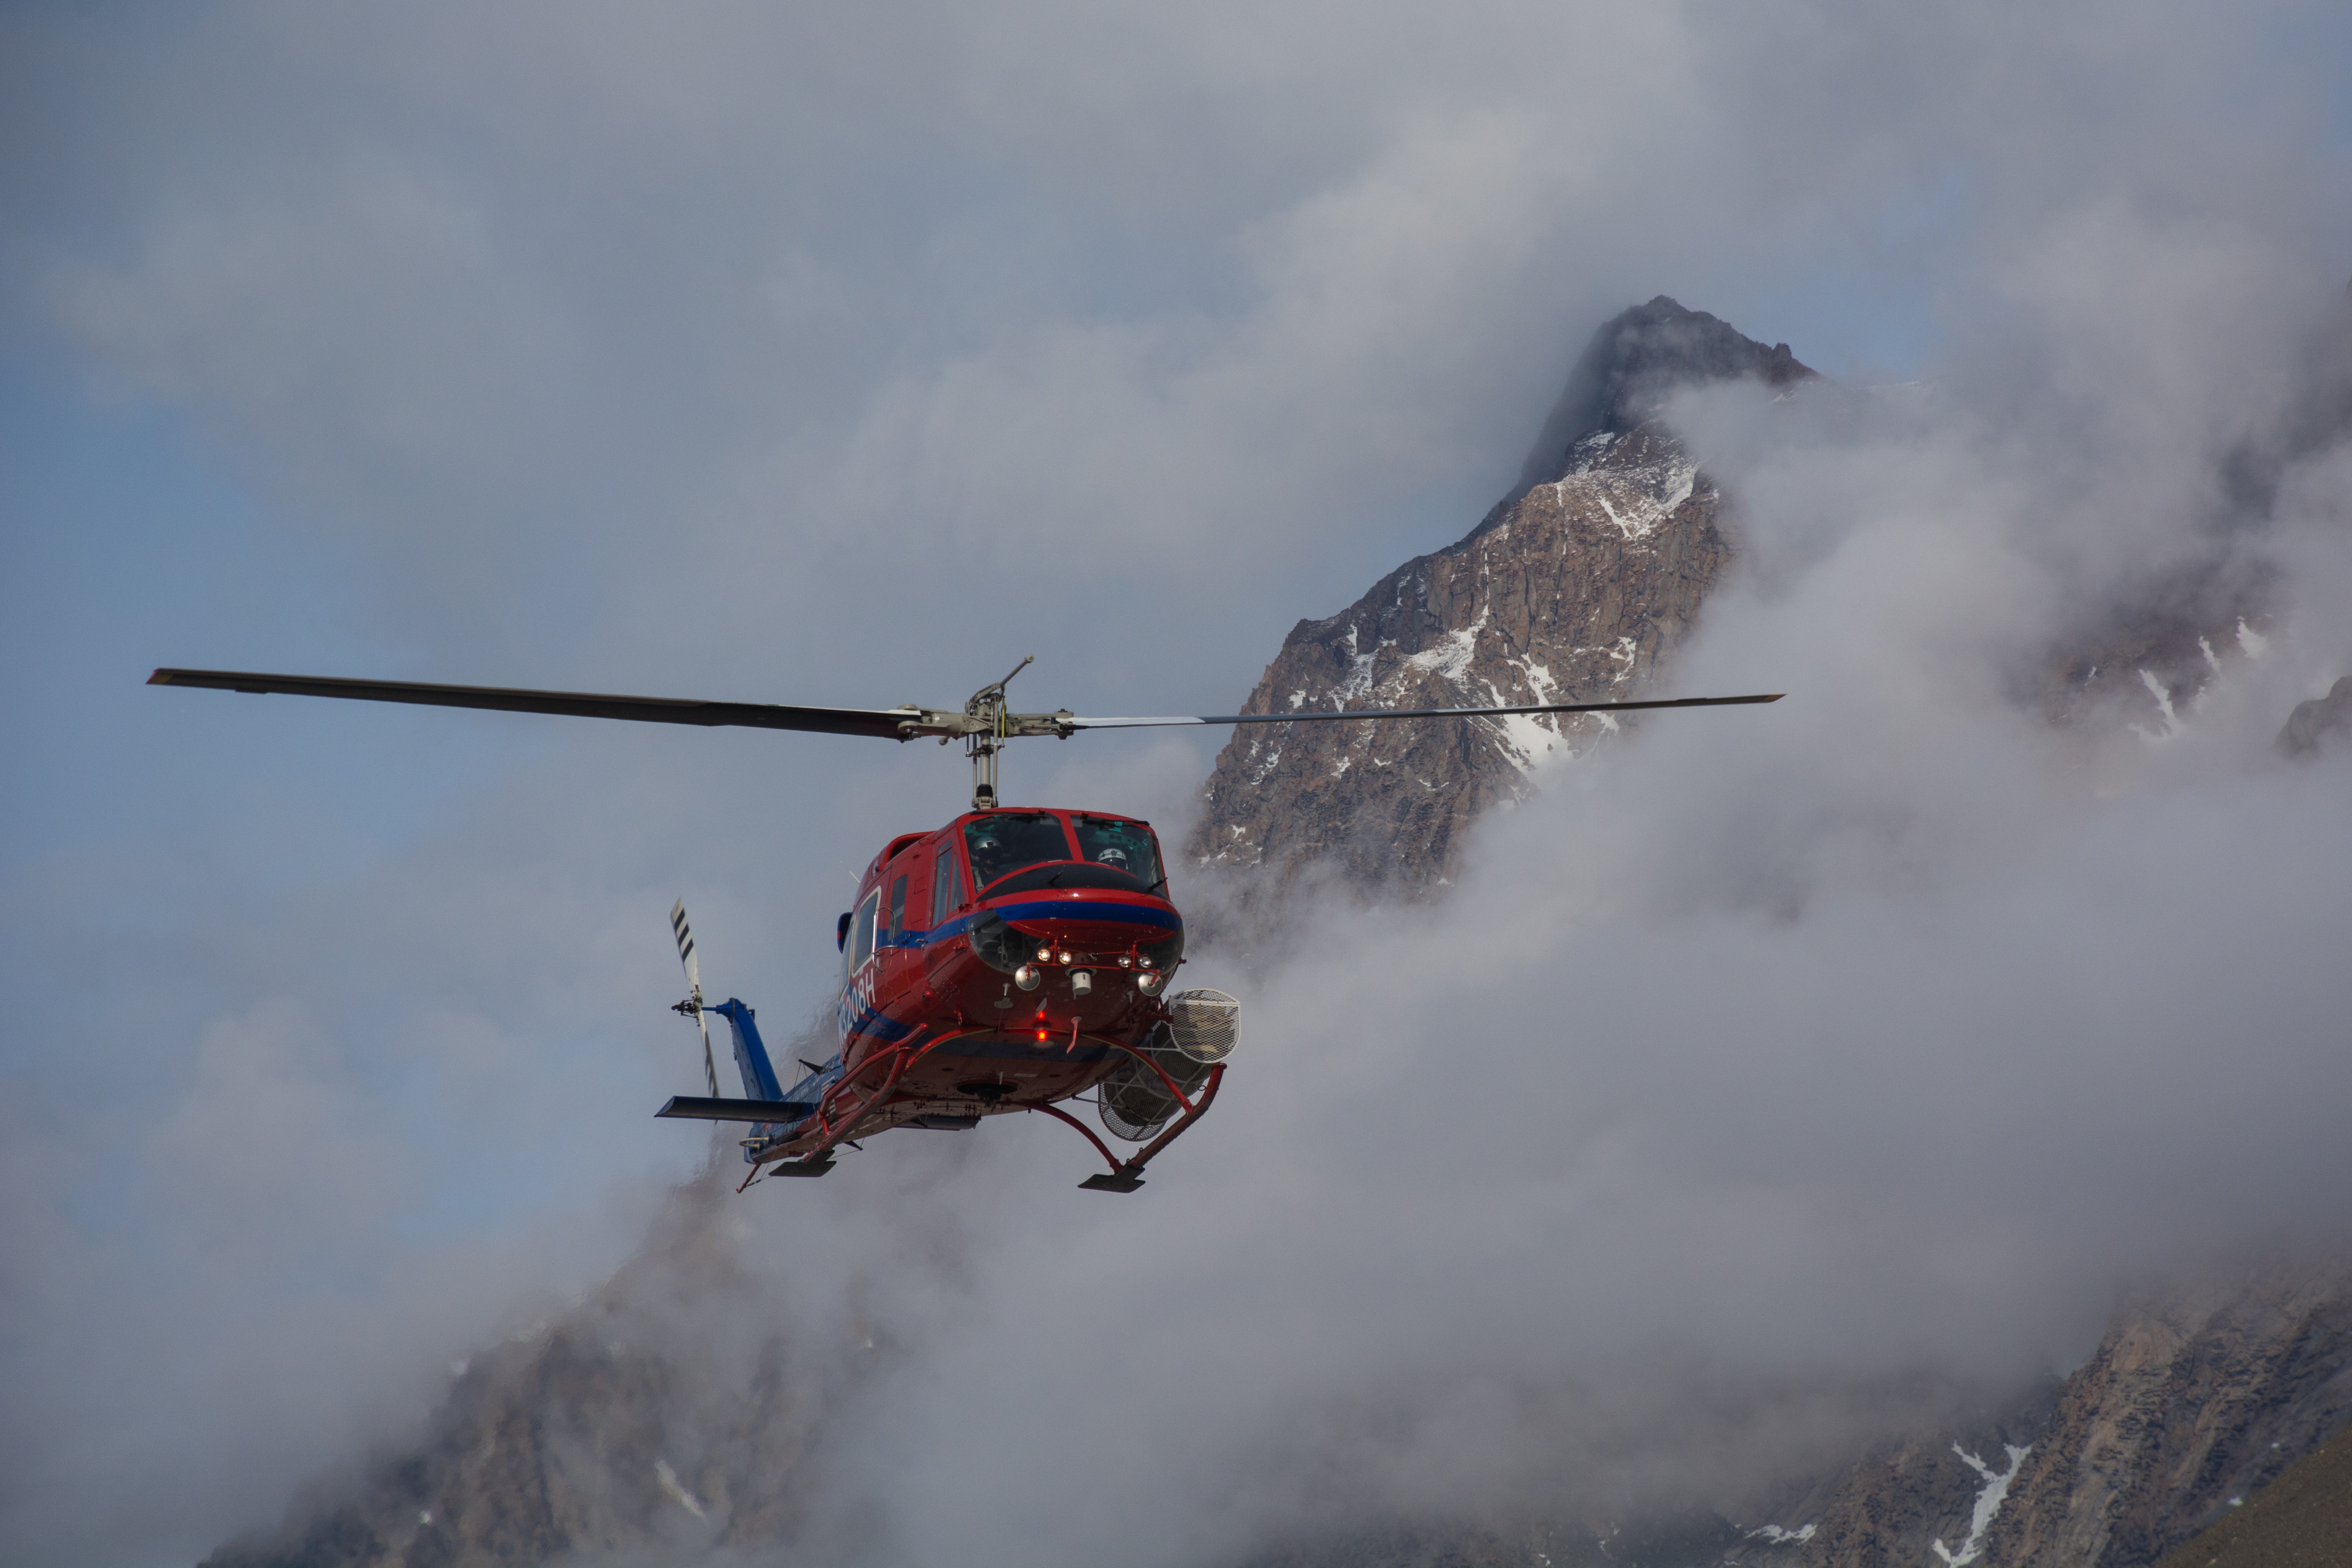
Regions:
[[848, 890, 880, 974], [887, 875, 908, 944], [930, 844, 963, 924]]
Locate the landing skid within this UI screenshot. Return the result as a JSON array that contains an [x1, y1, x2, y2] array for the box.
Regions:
[[739, 1154, 836, 1188], [1034, 1062, 1224, 1194]]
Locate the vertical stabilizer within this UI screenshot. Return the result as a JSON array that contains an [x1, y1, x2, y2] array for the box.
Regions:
[[709, 999, 784, 1101]]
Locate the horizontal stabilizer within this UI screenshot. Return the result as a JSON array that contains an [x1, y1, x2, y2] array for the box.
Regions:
[[656, 1095, 817, 1123]]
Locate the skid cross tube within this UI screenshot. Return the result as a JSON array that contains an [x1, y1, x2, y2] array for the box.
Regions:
[[785, 1048, 913, 1165], [766, 1026, 975, 1169], [1128, 1063, 1222, 1169], [1027, 1101, 1126, 1174]]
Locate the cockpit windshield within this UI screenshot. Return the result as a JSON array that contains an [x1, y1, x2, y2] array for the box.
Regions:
[[964, 812, 1075, 890], [1073, 814, 1163, 891]]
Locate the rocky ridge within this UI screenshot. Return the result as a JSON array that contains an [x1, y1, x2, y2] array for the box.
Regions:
[[1976, 1262, 2352, 1567], [1187, 297, 1813, 899], [1742, 1259, 2352, 1568], [2149, 1422, 2352, 1568], [2276, 675, 2352, 757], [1250, 1259, 2352, 1568]]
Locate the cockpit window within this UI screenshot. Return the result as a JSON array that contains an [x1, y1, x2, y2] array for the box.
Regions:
[[964, 812, 1075, 889], [1073, 814, 1162, 891]]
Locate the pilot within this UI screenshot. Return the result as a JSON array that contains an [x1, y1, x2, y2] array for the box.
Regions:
[[1095, 845, 1130, 871]]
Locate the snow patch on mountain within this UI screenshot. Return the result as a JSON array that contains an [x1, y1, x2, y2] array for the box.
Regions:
[[1584, 454, 1699, 541], [1403, 609, 1488, 681], [1931, 1443, 2030, 1566], [2132, 669, 2184, 743], [654, 1458, 707, 1522]]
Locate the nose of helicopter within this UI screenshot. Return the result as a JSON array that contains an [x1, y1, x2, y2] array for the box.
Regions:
[[988, 887, 1180, 948], [977, 877, 1184, 978]]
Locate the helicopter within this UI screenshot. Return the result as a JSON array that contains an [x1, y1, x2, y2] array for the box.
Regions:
[[149, 657, 1779, 1191]]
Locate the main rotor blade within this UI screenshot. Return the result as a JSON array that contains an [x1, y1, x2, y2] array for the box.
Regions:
[[149, 668, 920, 740], [1061, 693, 1784, 729]]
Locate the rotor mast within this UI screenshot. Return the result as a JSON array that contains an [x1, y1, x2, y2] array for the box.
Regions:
[[964, 654, 1033, 810]]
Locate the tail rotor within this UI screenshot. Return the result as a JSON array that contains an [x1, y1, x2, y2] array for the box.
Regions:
[[669, 899, 720, 1097]]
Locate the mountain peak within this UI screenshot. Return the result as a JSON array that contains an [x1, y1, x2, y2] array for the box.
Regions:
[[1514, 295, 1815, 494]]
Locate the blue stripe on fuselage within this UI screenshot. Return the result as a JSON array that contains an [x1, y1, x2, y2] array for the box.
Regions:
[[837, 1001, 920, 1044], [877, 902, 1177, 952], [878, 912, 976, 951], [990, 899, 1181, 930]]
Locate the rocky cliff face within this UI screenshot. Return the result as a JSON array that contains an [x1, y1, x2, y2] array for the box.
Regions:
[[1757, 1259, 2352, 1568], [1187, 297, 1813, 900], [1683, 1263, 2352, 1568], [2276, 675, 2352, 757], [1977, 1261, 2352, 1568], [2150, 1422, 2352, 1568], [1252, 1261, 2352, 1568]]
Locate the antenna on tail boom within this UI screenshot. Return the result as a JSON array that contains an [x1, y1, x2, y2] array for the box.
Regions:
[[669, 899, 720, 1096]]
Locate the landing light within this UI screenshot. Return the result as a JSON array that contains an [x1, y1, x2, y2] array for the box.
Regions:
[[1118, 955, 1134, 969], [1014, 964, 1041, 991], [1036, 945, 1053, 962], [1057, 949, 1073, 964], [1137, 971, 1165, 996]]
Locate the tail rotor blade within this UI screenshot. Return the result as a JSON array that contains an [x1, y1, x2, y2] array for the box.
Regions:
[[669, 900, 719, 1096], [669, 898, 702, 1002]]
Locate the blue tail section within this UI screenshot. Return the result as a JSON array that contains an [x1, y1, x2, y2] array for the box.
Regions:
[[706, 998, 848, 1164], [708, 999, 784, 1102]]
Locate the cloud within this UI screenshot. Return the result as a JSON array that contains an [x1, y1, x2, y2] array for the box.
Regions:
[[800, 335, 2352, 1565]]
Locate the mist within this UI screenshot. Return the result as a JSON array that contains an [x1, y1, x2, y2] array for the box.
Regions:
[[3, 2, 2351, 1564], [770, 321, 2352, 1566]]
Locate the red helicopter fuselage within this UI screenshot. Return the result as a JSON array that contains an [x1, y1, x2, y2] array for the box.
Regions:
[[710, 805, 1204, 1183]]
